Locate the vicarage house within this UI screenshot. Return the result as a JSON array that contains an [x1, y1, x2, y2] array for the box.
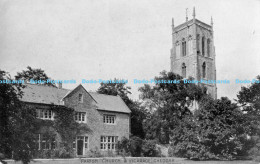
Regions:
[[20, 83, 131, 157]]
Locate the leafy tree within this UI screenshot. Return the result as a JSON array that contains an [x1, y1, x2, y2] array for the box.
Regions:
[[237, 75, 260, 160], [0, 70, 38, 164], [97, 79, 147, 138], [170, 97, 245, 160], [139, 71, 206, 143], [15, 66, 56, 87]]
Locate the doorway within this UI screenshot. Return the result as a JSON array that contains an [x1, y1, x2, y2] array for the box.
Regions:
[[76, 136, 88, 156]]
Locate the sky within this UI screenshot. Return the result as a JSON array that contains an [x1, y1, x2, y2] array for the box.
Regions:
[[0, 0, 260, 101]]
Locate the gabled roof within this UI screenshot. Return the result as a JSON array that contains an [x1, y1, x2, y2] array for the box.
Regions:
[[20, 84, 131, 113], [20, 84, 69, 105], [89, 92, 131, 114]]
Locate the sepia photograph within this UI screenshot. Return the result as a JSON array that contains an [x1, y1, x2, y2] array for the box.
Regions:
[[0, 0, 260, 164]]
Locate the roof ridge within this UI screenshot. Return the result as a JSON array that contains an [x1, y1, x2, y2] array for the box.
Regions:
[[24, 83, 71, 91], [89, 92, 120, 98]]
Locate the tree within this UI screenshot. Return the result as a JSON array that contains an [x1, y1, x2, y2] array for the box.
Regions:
[[237, 75, 260, 160], [139, 71, 206, 143], [0, 70, 38, 164], [15, 66, 56, 87], [170, 97, 245, 160], [97, 79, 132, 105], [97, 79, 147, 138]]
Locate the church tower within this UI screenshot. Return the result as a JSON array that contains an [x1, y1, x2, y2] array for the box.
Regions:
[[170, 7, 217, 99]]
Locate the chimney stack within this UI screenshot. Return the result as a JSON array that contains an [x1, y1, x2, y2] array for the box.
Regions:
[[58, 83, 62, 89]]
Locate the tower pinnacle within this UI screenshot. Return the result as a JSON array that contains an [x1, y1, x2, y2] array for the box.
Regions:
[[193, 7, 196, 19], [186, 8, 188, 21], [211, 16, 213, 26]]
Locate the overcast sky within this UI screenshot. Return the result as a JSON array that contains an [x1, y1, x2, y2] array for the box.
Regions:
[[0, 0, 260, 101]]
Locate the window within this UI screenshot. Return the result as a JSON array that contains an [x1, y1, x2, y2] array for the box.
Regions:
[[202, 62, 206, 78], [207, 39, 211, 57], [75, 112, 86, 123], [188, 36, 193, 55], [196, 34, 200, 54], [100, 136, 118, 150], [182, 39, 186, 56], [103, 115, 116, 124], [202, 36, 205, 56], [36, 109, 54, 120], [79, 94, 83, 103], [176, 42, 181, 59], [182, 63, 186, 78], [34, 134, 56, 150]]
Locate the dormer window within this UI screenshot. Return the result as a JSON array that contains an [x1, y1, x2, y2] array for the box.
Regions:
[[79, 94, 83, 103]]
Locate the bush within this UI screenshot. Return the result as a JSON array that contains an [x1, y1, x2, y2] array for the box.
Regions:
[[248, 136, 260, 162], [118, 136, 162, 157], [88, 147, 102, 158], [118, 136, 142, 157], [142, 140, 158, 157]]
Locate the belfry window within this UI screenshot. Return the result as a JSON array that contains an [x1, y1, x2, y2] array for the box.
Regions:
[[196, 34, 200, 54], [207, 39, 211, 57], [188, 36, 193, 55], [202, 62, 206, 78], [182, 39, 186, 56], [182, 63, 186, 78], [202, 36, 205, 56]]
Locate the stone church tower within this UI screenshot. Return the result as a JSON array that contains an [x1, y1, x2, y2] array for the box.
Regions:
[[170, 7, 217, 99]]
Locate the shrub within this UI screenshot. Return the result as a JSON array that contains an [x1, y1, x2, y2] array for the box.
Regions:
[[118, 136, 162, 157], [142, 140, 157, 157], [88, 147, 102, 158]]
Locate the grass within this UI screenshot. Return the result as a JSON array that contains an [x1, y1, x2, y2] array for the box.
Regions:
[[180, 160, 258, 164]]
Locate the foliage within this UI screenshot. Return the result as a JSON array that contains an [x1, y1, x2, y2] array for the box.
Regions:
[[118, 136, 162, 157], [118, 136, 143, 157], [169, 97, 245, 160], [88, 147, 103, 158], [52, 105, 90, 157], [97, 79, 132, 105], [97, 79, 147, 138], [236, 75, 260, 161], [0, 70, 38, 164], [139, 71, 206, 143], [1, 68, 90, 162], [142, 139, 159, 157], [15, 66, 56, 87]]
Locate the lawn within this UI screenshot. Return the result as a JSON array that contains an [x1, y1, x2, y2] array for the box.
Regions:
[[3, 158, 259, 164], [180, 160, 258, 164]]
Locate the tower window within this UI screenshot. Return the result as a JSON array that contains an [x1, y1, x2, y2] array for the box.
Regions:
[[182, 63, 186, 78], [202, 36, 205, 56], [182, 39, 186, 56], [202, 62, 206, 78], [176, 41, 181, 59], [188, 36, 193, 55], [196, 34, 200, 54], [207, 39, 211, 57]]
